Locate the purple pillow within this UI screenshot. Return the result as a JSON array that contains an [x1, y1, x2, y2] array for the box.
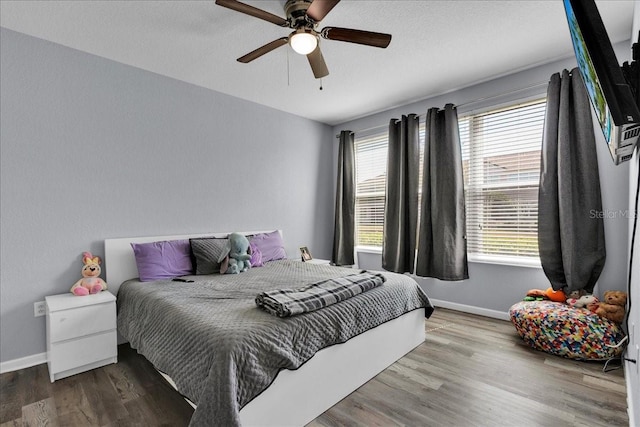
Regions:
[[131, 239, 193, 281], [249, 242, 263, 267], [250, 231, 287, 262]]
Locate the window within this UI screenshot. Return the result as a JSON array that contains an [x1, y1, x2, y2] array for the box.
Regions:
[[460, 99, 546, 262], [355, 124, 427, 248], [354, 129, 388, 247], [354, 98, 546, 264]]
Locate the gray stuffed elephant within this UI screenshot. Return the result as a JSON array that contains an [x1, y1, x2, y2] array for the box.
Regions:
[[218, 232, 252, 274]]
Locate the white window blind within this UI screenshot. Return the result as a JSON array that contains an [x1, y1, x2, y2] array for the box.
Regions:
[[355, 129, 388, 247], [354, 98, 545, 265], [460, 99, 546, 261], [354, 124, 427, 247]]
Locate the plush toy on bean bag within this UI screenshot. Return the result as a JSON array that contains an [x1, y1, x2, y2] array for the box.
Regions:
[[70, 252, 108, 296], [595, 290, 627, 324], [565, 289, 586, 303], [566, 294, 599, 309], [524, 287, 566, 302], [218, 233, 252, 274]]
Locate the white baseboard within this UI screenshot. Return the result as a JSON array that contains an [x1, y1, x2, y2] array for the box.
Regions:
[[0, 352, 47, 374], [430, 298, 511, 321]]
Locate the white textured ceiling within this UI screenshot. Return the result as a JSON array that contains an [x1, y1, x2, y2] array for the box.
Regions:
[[0, 1, 635, 125]]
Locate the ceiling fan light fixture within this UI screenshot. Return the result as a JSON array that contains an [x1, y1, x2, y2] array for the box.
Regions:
[[290, 29, 318, 55]]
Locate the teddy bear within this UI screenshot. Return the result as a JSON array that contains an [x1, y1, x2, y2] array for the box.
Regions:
[[218, 233, 252, 274], [594, 290, 627, 324], [70, 252, 108, 296]]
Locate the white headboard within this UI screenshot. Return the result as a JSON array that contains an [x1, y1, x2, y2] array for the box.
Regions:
[[104, 229, 281, 295]]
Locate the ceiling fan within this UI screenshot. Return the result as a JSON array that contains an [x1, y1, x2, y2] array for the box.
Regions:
[[215, 0, 392, 79]]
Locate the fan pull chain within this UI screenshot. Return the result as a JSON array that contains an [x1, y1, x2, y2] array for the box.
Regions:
[[319, 78, 323, 91], [286, 48, 290, 87]]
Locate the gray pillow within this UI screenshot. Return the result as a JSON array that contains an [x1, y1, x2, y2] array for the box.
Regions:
[[190, 237, 228, 274]]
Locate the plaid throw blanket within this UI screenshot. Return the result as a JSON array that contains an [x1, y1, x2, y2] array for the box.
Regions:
[[255, 271, 386, 317]]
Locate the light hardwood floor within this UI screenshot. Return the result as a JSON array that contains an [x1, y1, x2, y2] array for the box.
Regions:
[[0, 308, 628, 426]]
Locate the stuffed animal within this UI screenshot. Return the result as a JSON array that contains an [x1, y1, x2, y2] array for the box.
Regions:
[[586, 301, 600, 313], [70, 252, 107, 296], [566, 294, 599, 309], [545, 287, 567, 302], [524, 287, 566, 303], [566, 289, 587, 300], [595, 290, 627, 324], [218, 233, 252, 274], [524, 289, 546, 301]]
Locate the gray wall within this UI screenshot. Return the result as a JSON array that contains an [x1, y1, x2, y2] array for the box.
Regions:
[[0, 28, 334, 364], [333, 41, 633, 316]]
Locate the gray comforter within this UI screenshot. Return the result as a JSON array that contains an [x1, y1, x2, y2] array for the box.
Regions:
[[117, 260, 433, 426]]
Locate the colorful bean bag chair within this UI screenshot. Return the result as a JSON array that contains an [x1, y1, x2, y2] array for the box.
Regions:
[[509, 300, 625, 360]]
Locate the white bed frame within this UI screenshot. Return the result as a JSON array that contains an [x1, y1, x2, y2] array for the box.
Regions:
[[104, 231, 426, 427]]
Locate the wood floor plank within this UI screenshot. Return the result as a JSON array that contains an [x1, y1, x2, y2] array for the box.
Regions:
[[0, 365, 51, 422], [80, 369, 129, 425], [103, 363, 143, 403], [583, 372, 627, 393], [351, 378, 440, 426], [0, 308, 628, 426], [310, 397, 402, 427], [52, 375, 99, 425], [0, 371, 21, 422], [385, 359, 443, 390], [22, 397, 59, 427], [121, 394, 165, 425]]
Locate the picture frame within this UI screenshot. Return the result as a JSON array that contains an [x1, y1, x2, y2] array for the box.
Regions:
[[299, 246, 312, 262]]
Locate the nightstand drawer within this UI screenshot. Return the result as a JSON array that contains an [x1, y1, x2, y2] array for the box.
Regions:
[[49, 330, 117, 373], [48, 302, 116, 343]]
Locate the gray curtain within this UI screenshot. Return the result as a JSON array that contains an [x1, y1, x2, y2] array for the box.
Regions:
[[416, 104, 469, 280], [332, 130, 355, 266], [382, 115, 420, 273], [538, 68, 605, 294]]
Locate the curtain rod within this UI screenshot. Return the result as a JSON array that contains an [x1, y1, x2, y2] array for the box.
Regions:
[[336, 80, 549, 138], [335, 130, 355, 139], [455, 81, 548, 109], [335, 124, 386, 138]]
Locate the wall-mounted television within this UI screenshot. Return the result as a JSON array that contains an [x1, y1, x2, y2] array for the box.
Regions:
[[563, 0, 640, 165]]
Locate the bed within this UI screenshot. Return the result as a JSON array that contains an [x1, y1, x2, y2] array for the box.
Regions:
[[105, 231, 434, 426]]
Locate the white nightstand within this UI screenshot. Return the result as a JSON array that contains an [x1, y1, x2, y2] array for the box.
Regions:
[[45, 291, 117, 382]]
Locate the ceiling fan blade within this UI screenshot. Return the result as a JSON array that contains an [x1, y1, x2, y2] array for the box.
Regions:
[[321, 27, 391, 48], [237, 37, 289, 63], [215, 0, 288, 26], [306, 0, 340, 22], [307, 46, 329, 79]]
